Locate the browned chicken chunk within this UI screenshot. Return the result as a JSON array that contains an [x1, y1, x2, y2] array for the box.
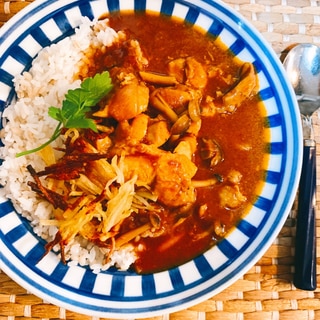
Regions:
[[221, 62, 257, 113], [153, 153, 197, 207], [95, 79, 149, 121]]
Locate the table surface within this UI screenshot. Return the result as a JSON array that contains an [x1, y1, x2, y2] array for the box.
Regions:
[[1, 0, 320, 319]]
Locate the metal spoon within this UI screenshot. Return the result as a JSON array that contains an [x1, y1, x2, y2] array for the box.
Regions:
[[283, 43, 320, 290]]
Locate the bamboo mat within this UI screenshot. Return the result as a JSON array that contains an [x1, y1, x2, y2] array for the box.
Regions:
[[1, 0, 320, 319]]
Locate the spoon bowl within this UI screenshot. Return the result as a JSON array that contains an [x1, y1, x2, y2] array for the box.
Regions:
[[283, 44, 320, 117]]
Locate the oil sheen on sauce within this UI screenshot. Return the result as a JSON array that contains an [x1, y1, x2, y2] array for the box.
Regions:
[[79, 12, 268, 273]]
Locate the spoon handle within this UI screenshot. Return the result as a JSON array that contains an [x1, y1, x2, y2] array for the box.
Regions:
[[293, 141, 317, 291]]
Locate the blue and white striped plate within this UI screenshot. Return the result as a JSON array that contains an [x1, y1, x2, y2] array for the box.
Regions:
[[0, 0, 302, 318]]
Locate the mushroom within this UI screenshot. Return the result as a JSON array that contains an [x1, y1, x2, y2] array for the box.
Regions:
[[200, 137, 224, 168]]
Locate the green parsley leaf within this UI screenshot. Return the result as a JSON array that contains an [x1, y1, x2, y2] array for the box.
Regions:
[[48, 106, 64, 123], [65, 117, 97, 131], [16, 71, 113, 157]]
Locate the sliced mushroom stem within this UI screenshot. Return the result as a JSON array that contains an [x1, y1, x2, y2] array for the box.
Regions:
[[139, 71, 178, 85], [171, 114, 191, 135], [151, 92, 179, 123], [188, 99, 201, 122], [188, 93, 201, 122], [191, 178, 219, 188], [115, 223, 152, 248]]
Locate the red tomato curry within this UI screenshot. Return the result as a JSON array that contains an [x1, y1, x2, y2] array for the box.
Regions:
[[33, 12, 268, 274], [103, 13, 267, 273]]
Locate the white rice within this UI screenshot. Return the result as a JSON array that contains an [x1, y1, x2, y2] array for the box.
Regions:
[[0, 18, 136, 273]]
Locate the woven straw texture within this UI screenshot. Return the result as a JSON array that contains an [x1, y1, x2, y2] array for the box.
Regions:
[[1, 0, 320, 319]]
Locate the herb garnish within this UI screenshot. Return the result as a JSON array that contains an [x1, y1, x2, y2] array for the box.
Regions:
[[16, 71, 113, 157]]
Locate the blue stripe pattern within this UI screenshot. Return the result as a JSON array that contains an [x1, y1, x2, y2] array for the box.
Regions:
[[160, 0, 175, 16], [0, 0, 302, 317], [50, 264, 69, 283], [268, 114, 283, 127], [79, 2, 95, 20], [185, 7, 200, 25], [0, 201, 15, 217], [259, 87, 276, 100], [254, 196, 273, 211], [0, 101, 7, 114], [229, 38, 246, 56], [8, 46, 32, 67], [269, 142, 285, 154], [107, 0, 120, 12], [79, 270, 97, 292], [30, 27, 51, 47], [237, 219, 257, 238], [253, 59, 263, 73], [25, 243, 46, 263], [208, 20, 223, 37], [217, 240, 238, 259], [194, 255, 214, 278], [0, 69, 14, 87], [134, 0, 147, 12], [111, 274, 125, 297], [142, 274, 156, 296], [6, 225, 27, 243], [265, 170, 282, 184], [53, 11, 73, 35], [169, 268, 184, 290]]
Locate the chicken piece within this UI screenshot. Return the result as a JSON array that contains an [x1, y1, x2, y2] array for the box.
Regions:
[[114, 113, 149, 146], [201, 95, 216, 117], [84, 129, 113, 154], [95, 136, 112, 153], [122, 155, 157, 185], [227, 169, 242, 184], [127, 39, 149, 70], [110, 139, 165, 159], [167, 58, 186, 83], [150, 85, 192, 113], [207, 65, 234, 86], [94, 79, 149, 121], [145, 119, 170, 147], [114, 70, 137, 85], [174, 135, 197, 160], [185, 57, 208, 90], [109, 81, 149, 121], [130, 114, 149, 142], [219, 185, 247, 209], [221, 62, 257, 113], [174, 140, 193, 160], [153, 153, 197, 207]]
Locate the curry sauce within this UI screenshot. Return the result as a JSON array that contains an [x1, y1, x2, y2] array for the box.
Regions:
[[104, 13, 267, 273], [30, 13, 268, 274]]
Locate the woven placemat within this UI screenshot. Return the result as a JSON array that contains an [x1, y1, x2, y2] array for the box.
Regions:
[[1, 0, 320, 319], [0, 0, 33, 26]]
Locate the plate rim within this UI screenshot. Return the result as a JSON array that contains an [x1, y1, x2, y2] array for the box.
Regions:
[[0, 0, 302, 318]]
